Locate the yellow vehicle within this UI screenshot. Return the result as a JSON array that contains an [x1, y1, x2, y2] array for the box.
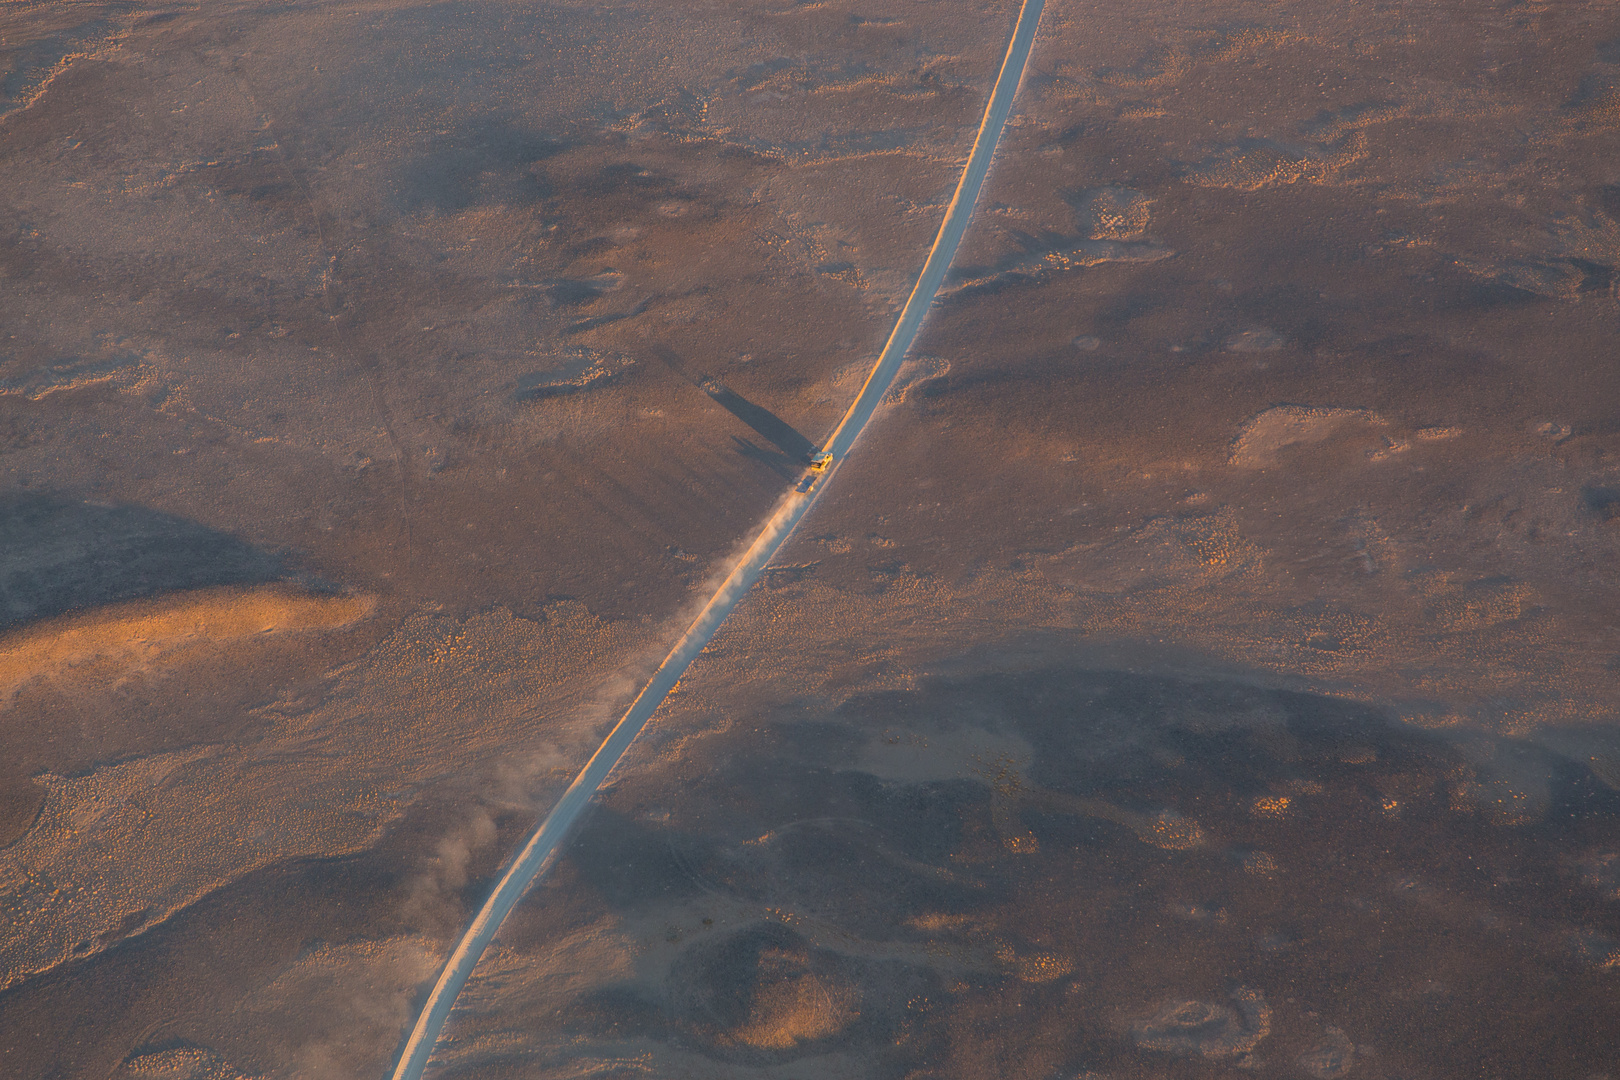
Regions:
[[808, 451, 833, 472]]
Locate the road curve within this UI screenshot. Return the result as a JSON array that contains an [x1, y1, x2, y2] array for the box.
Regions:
[[388, 4, 1044, 1076]]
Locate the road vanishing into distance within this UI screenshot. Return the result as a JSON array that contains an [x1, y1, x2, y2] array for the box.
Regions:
[[389, 2, 1046, 1075]]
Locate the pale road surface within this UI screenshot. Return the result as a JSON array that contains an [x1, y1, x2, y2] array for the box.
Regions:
[[388, 2, 1047, 1075]]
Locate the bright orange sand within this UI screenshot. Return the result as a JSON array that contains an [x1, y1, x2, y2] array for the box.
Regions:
[[0, 585, 375, 699]]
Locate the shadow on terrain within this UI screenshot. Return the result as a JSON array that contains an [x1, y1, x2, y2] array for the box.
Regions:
[[394, 119, 567, 213], [0, 494, 285, 631], [0, 496, 307, 847], [653, 347, 815, 463], [537, 657, 1620, 1078]]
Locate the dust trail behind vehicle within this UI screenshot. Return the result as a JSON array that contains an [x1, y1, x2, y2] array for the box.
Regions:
[[388, 2, 1045, 1076]]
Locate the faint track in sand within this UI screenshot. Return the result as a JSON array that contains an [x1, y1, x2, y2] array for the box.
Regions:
[[389, 2, 1045, 1076]]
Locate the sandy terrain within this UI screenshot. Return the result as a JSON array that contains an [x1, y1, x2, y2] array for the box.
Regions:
[[1, 0, 1618, 1077]]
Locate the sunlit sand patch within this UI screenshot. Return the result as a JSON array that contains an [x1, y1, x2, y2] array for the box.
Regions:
[[1243, 851, 1280, 877], [995, 941, 1074, 983], [1074, 186, 1153, 240], [1414, 425, 1463, 441], [1181, 95, 1446, 194], [1571, 931, 1620, 971], [0, 584, 374, 701], [668, 924, 861, 1056], [0, 602, 622, 994], [729, 948, 858, 1050], [1229, 405, 1387, 468], [113, 1045, 259, 1080], [0, 355, 157, 400], [1168, 512, 1262, 571], [1251, 795, 1291, 818], [1415, 574, 1535, 634], [1046, 239, 1174, 271], [0, 14, 135, 122], [1186, 136, 1367, 191], [908, 912, 974, 934]]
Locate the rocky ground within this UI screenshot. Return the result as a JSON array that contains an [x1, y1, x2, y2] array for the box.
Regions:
[[1, 0, 1617, 1077]]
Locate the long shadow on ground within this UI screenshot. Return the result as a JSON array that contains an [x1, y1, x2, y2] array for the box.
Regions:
[[0, 494, 285, 630]]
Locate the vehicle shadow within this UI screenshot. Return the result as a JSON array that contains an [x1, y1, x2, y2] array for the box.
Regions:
[[731, 437, 799, 480], [654, 347, 815, 463]]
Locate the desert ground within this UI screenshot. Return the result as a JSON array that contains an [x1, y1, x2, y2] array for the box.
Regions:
[[1, 0, 1619, 1077]]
